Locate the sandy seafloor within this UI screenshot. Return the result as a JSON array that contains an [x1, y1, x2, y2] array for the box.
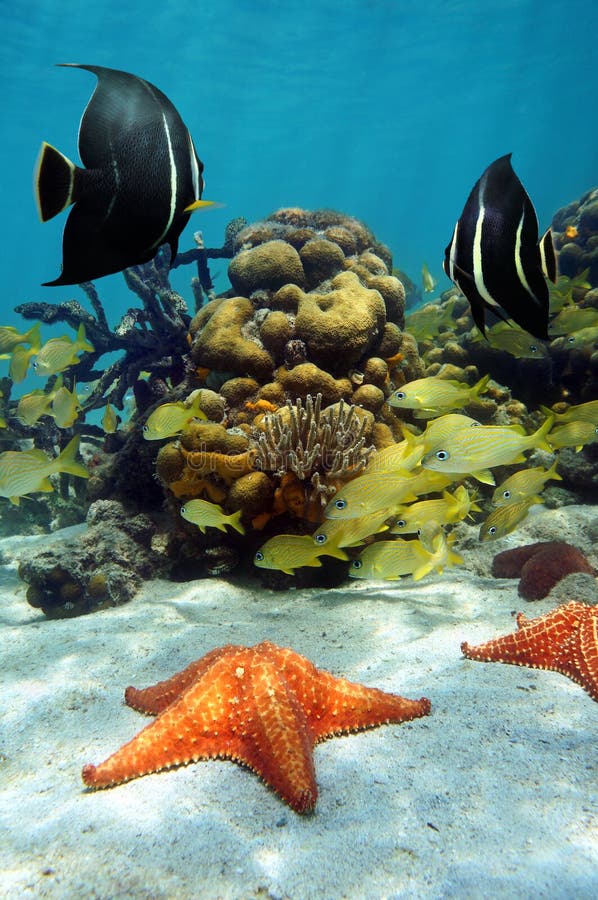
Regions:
[[1, 504, 597, 900]]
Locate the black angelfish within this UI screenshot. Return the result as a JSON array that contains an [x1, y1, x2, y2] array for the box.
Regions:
[[34, 64, 213, 286], [443, 154, 557, 340]]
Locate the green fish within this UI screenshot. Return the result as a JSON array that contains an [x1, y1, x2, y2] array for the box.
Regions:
[[254, 534, 326, 575], [548, 305, 598, 336], [479, 497, 537, 542], [548, 269, 591, 312], [421, 416, 554, 483], [143, 390, 207, 440], [364, 438, 424, 474], [387, 373, 490, 414], [0, 435, 88, 505], [547, 421, 598, 452], [33, 323, 94, 377], [404, 304, 445, 341], [474, 322, 549, 359], [563, 325, 598, 349], [180, 498, 244, 535], [418, 413, 481, 452], [491, 458, 561, 506]]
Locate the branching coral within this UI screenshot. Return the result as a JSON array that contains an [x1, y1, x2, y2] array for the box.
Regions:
[[250, 393, 374, 504]]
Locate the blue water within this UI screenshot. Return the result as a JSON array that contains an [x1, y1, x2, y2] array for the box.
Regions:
[[1, 0, 597, 325]]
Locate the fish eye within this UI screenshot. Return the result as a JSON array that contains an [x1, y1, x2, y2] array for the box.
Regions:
[[488, 526, 497, 536], [471, 422, 481, 427], [314, 533, 327, 544], [396, 519, 406, 529], [352, 559, 363, 569], [180, 505, 186, 515], [529, 344, 538, 353], [334, 498, 347, 510], [568, 336, 575, 343], [254, 551, 264, 561], [394, 391, 406, 400], [142, 424, 149, 432], [502, 490, 511, 499], [435, 449, 450, 461]]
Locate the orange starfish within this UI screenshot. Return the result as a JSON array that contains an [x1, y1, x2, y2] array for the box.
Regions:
[[82, 640, 431, 813], [461, 601, 598, 702]]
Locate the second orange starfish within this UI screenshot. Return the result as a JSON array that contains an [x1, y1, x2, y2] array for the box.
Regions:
[[461, 601, 598, 701], [82, 640, 431, 813]]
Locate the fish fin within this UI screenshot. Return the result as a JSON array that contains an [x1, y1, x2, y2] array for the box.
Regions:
[[184, 199, 219, 213], [25, 322, 42, 349], [321, 546, 350, 561], [412, 559, 434, 581], [539, 228, 557, 284], [189, 390, 208, 421], [75, 323, 94, 353], [226, 509, 245, 535], [37, 478, 54, 493], [34, 142, 78, 222], [9, 496, 21, 506], [530, 415, 554, 453], [54, 435, 89, 479], [472, 469, 496, 486], [280, 567, 296, 575], [546, 457, 562, 480], [471, 373, 491, 397]]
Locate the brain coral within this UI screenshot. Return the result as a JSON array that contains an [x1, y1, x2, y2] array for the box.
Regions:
[[294, 271, 386, 372]]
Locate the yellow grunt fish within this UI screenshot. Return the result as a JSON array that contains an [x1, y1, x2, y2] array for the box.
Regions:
[[419, 413, 481, 452], [312, 508, 393, 552], [391, 485, 481, 534], [474, 322, 549, 360], [349, 539, 427, 580], [540, 399, 598, 425], [143, 390, 207, 440], [0, 322, 41, 355], [563, 325, 598, 349], [0, 435, 88, 505], [411, 525, 464, 580], [254, 533, 326, 575], [102, 402, 118, 434], [180, 498, 244, 535], [16, 376, 63, 426], [364, 438, 424, 474], [349, 529, 463, 581], [33, 323, 94, 377], [547, 420, 598, 452], [9, 324, 43, 382], [479, 497, 537, 542], [548, 306, 598, 336], [421, 416, 554, 483], [492, 458, 561, 506], [387, 373, 490, 413], [422, 263, 437, 293], [51, 382, 82, 428]]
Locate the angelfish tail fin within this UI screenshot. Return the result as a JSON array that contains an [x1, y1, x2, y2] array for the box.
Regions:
[[34, 142, 78, 222]]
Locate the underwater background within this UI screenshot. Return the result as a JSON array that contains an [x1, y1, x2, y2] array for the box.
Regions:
[[2, 0, 598, 329]]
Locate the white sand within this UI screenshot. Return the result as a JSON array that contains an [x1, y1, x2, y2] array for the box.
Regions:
[[1, 507, 597, 900]]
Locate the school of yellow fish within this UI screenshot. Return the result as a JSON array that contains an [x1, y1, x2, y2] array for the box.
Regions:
[[1, 266, 597, 584]]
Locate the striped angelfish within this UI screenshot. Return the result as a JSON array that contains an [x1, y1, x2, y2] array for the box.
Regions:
[[443, 153, 557, 340]]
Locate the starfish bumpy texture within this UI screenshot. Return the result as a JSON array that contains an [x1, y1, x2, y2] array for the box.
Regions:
[[461, 601, 598, 701], [82, 640, 431, 813]]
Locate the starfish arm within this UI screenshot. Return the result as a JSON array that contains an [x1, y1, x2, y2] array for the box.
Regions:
[[462, 603, 597, 696], [238, 656, 318, 814], [124, 645, 242, 715], [268, 643, 430, 741], [83, 655, 250, 788], [572, 610, 598, 701]]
